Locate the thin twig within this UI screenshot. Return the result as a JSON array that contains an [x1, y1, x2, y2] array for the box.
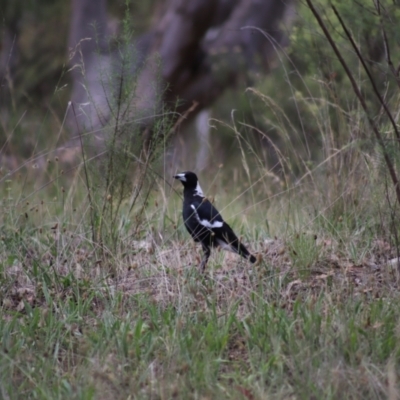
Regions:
[[331, 4, 400, 143], [305, 0, 400, 205], [374, 0, 400, 88], [71, 102, 96, 243]]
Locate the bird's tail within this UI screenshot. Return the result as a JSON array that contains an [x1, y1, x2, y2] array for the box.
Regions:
[[238, 241, 256, 263], [220, 225, 256, 263]]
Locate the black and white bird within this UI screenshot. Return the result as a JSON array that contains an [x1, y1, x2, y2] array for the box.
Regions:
[[174, 171, 256, 271]]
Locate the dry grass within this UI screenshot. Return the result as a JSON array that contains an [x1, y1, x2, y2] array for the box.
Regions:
[[1, 152, 400, 399], [2, 2, 400, 394]]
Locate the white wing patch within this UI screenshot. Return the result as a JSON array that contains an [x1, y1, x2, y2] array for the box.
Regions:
[[190, 204, 223, 228], [194, 182, 204, 197]]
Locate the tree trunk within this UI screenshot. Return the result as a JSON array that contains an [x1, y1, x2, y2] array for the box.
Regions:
[[67, 0, 294, 137]]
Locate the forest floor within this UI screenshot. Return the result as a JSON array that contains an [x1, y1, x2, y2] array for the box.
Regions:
[[1, 157, 400, 400]]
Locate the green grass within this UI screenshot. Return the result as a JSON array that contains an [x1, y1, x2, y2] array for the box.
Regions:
[[2, 1, 400, 395], [1, 159, 400, 399]]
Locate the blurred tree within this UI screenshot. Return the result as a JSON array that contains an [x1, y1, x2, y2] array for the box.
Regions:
[[0, 1, 69, 107], [67, 0, 294, 141]]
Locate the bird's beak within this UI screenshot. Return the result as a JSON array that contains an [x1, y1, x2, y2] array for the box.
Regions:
[[174, 173, 186, 181]]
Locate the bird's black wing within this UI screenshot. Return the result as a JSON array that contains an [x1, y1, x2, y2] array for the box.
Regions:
[[192, 198, 256, 263], [188, 197, 256, 263], [190, 198, 224, 229]]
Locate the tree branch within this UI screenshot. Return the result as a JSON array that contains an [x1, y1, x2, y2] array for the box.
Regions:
[[331, 4, 400, 144], [305, 0, 400, 204]]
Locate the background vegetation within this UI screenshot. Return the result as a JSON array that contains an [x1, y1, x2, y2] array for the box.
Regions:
[[1, 0, 400, 398]]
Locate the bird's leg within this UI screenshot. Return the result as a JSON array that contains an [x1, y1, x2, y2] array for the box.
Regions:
[[199, 245, 211, 272]]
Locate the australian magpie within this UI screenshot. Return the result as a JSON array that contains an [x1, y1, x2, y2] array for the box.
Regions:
[[174, 171, 256, 271]]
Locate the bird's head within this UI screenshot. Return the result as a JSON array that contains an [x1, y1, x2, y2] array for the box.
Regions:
[[174, 171, 198, 187], [174, 171, 204, 196]]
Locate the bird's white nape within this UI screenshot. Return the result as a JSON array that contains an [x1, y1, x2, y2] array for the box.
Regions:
[[175, 173, 186, 182], [194, 182, 204, 197], [190, 204, 223, 228]]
